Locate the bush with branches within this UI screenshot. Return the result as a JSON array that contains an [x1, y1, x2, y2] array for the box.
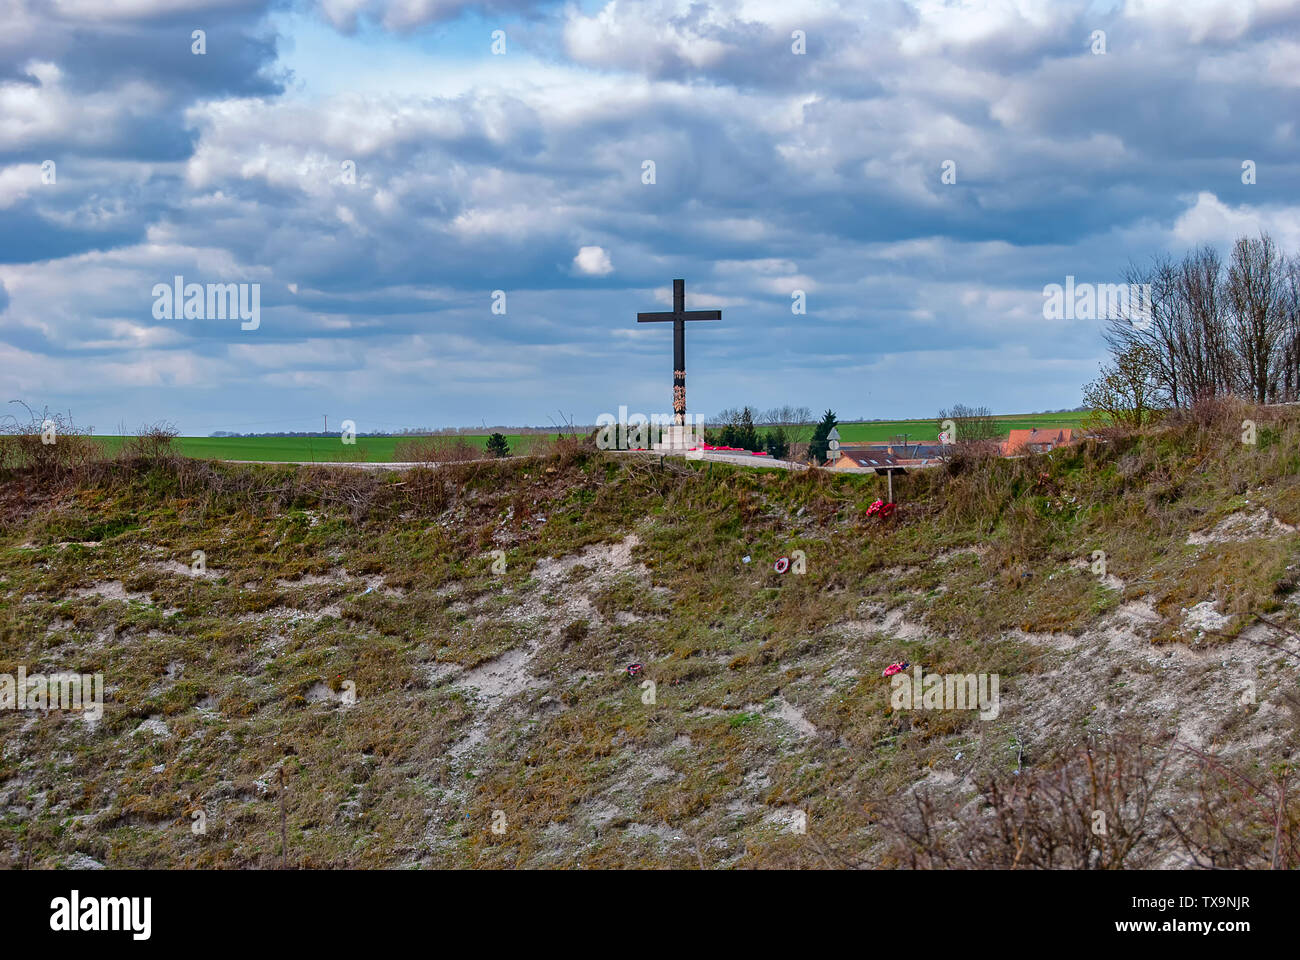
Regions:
[[0, 401, 98, 477]]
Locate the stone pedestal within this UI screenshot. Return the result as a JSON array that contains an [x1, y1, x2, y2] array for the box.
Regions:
[[654, 424, 701, 451]]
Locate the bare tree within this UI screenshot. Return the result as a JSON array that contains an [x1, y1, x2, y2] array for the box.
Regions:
[[759, 405, 813, 437], [937, 404, 999, 445], [1104, 248, 1233, 410], [1179, 245, 1236, 402], [754, 405, 815, 458], [1278, 254, 1300, 401], [710, 407, 741, 429], [877, 736, 1175, 869], [1100, 236, 1298, 410], [1104, 255, 1178, 406], [1226, 233, 1289, 403]]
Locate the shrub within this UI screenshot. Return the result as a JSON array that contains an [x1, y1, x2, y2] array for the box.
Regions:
[[0, 402, 99, 478], [393, 436, 480, 463], [118, 422, 180, 463]]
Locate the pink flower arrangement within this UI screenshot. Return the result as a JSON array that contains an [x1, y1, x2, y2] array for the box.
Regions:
[[695, 444, 768, 456], [865, 499, 897, 519]]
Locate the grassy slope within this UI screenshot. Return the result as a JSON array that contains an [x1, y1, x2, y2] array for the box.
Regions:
[[2, 407, 1297, 868]]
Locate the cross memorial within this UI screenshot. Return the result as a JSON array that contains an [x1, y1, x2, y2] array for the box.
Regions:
[[636, 279, 720, 431]]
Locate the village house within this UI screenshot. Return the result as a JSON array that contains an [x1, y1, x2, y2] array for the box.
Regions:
[[831, 442, 949, 470], [1001, 428, 1076, 456], [830, 429, 1079, 470], [832, 448, 904, 470]]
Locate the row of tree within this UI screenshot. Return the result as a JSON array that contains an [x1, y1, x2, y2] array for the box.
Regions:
[[715, 406, 1006, 463], [1094, 233, 1300, 420], [710, 405, 816, 459]]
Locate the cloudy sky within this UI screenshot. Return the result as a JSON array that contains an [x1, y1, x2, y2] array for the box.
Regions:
[[1, 0, 1298, 435]]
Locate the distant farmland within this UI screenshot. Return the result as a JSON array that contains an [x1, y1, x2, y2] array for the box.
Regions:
[[90, 413, 1089, 462], [834, 411, 1087, 443], [91, 434, 543, 463]]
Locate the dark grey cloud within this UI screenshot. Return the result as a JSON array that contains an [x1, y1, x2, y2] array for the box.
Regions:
[[1, 0, 1298, 433], [2, 2, 284, 97]]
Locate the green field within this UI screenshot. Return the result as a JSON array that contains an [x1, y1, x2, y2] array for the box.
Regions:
[[90, 413, 1088, 462], [92, 434, 541, 463], [834, 411, 1087, 444]]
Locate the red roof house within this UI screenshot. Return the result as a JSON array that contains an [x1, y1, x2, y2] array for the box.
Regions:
[[1001, 428, 1075, 456]]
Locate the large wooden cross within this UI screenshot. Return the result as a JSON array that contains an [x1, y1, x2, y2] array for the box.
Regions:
[[636, 279, 720, 425]]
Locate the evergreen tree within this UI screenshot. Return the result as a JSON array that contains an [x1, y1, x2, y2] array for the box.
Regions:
[[485, 433, 510, 457], [764, 426, 790, 460], [735, 406, 760, 451], [808, 409, 838, 463]]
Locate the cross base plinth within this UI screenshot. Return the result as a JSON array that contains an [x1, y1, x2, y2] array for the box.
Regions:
[[653, 424, 702, 451]]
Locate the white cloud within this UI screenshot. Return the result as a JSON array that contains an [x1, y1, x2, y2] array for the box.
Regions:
[[0, 60, 168, 151], [1171, 191, 1300, 251], [0, 163, 41, 208], [565, 1, 734, 72], [896, 0, 1062, 56], [573, 245, 614, 276], [1123, 0, 1297, 44]]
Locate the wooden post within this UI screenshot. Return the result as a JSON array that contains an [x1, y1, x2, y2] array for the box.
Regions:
[[888, 469, 894, 504]]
